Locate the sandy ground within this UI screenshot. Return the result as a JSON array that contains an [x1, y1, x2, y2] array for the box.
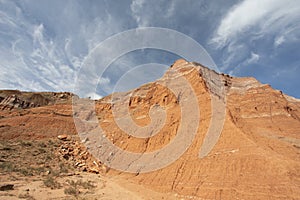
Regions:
[[0, 172, 178, 200], [0, 139, 180, 200]]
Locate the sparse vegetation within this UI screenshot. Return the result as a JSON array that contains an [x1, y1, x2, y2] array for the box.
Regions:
[[68, 179, 96, 190], [18, 193, 36, 200], [0, 164, 46, 176], [0, 137, 101, 199], [0, 139, 75, 179], [59, 162, 70, 173], [38, 147, 47, 154], [0, 162, 15, 172], [64, 185, 79, 198], [20, 140, 33, 147], [19, 168, 34, 176], [43, 176, 61, 189], [64, 179, 96, 198]]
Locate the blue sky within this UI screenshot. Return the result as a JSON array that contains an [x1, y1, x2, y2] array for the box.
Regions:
[[0, 0, 299, 98]]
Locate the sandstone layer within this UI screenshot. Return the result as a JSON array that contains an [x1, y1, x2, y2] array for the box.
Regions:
[[91, 59, 300, 199], [1, 60, 300, 199]]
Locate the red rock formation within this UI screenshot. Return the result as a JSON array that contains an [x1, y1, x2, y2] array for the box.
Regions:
[[0, 91, 77, 140], [90, 60, 300, 199], [1, 60, 300, 199]]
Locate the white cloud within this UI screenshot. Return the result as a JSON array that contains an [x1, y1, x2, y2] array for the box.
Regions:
[[86, 92, 102, 100], [33, 24, 44, 45], [273, 25, 300, 48], [129, 0, 182, 27], [0, 0, 129, 96], [211, 0, 300, 47], [220, 42, 248, 71], [98, 77, 110, 85], [274, 36, 285, 47], [209, 0, 300, 81], [165, 0, 176, 18], [245, 52, 260, 65], [130, 0, 148, 27], [0, 0, 299, 99]]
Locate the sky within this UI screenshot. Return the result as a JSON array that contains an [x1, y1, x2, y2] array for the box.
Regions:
[[0, 0, 299, 98]]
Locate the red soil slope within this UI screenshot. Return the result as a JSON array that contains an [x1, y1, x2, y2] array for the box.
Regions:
[[1, 60, 299, 199]]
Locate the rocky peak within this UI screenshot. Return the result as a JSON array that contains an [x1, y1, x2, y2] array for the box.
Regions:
[[90, 59, 300, 199]]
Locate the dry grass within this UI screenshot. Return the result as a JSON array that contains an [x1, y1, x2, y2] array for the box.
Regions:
[[0, 138, 100, 199], [18, 193, 36, 200], [0, 139, 75, 179], [64, 179, 96, 198], [43, 176, 61, 189]]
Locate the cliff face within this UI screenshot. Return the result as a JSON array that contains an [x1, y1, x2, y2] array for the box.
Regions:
[[92, 59, 300, 199], [1, 60, 300, 199]]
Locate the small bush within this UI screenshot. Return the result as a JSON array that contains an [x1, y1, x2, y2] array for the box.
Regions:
[[64, 186, 79, 197], [43, 176, 61, 189], [38, 148, 47, 154], [20, 141, 32, 147], [0, 162, 14, 172], [38, 142, 47, 148], [18, 193, 36, 200], [77, 180, 96, 190], [59, 163, 69, 173], [19, 168, 34, 176], [64, 179, 96, 198]]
